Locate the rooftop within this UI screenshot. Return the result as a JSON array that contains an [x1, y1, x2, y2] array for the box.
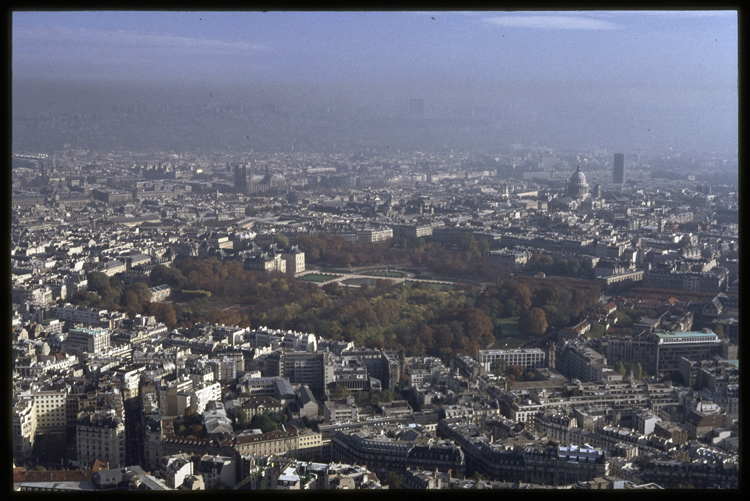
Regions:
[[653, 331, 720, 343]]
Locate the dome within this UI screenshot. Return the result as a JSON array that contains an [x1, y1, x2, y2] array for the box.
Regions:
[[566, 164, 590, 200], [570, 164, 587, 184]]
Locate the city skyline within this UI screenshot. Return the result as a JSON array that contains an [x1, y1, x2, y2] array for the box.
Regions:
[[12, 10, 738, 155], [10, 9, 740, 492]]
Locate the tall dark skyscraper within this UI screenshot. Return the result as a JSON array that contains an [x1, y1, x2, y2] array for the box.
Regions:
[[234, 164, 248, 194], [613, 153, 625, 184]]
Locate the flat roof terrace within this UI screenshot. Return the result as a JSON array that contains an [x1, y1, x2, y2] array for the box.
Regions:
[[653, 331, 720, 343]]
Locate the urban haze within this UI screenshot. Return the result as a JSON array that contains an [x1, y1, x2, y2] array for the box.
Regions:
[[12, 11, 739, 491]]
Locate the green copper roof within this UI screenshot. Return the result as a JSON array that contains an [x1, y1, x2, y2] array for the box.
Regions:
[[654, 331, 717, 338]]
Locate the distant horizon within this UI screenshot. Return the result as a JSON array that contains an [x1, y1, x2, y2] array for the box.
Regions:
[[12, 10, 738, 155]]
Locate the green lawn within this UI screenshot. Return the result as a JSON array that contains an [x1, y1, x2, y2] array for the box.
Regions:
[[361, 269, 406, 278], [298, 273, 342, 283], [497, 317, 521, 336], [342, 277, 381, 287], [495, 317, 525, 349]]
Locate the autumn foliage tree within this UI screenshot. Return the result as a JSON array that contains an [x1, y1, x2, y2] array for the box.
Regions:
[[79, 253, 602, 363], [147, 302, 178, 329], [519, 307, 548, 336]]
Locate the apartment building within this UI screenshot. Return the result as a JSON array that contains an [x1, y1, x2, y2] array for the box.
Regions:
[[241, 396, 284, 418], [160, 453, 195, 489], [265, 351, 335, 391], [496, 380, 675, 424], [485, 249, 530, 271], [476, 348, 547, 373], [199, 454, 236, 490], [358, 228, 393, 243], [29, 386, 71, 434], [331, 431, 464, 479], [49, 303, 107, 326], [555, 341, 607, 382], [76, 410, 127, 469], [231, 427, 300, 457], [605, 336, 658, 375], [632, 410, 662, 435], [334, 356, 370, 390], [532, 411, 575, 443], [294, 429, 324, 460], [12, 286, 54, 306], [236, 376, 296, 403], [643, 266, 728, 293], [64, 327, 111, 359], [325, 396, 359, 424], [12, 397, 37, 461], [393, 224, 433, 239], [101, 259, 127, 277], [652, 331, 723, 373], [178, 381, 221, 414], [437, 419, 608, 485], [163, 376, 194, 417]]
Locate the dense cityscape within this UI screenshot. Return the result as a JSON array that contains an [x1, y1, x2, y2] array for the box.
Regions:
[[11, 10, 738, 493], [11, 136, 739, 490]]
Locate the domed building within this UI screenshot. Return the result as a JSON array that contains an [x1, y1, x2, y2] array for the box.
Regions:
[[566, 164, 589, 200]]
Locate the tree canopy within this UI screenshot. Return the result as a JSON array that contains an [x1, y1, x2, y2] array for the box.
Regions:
[[70, 244, 601, 362]]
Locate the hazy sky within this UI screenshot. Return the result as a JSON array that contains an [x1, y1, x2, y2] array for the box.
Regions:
[[12, 10, 738, 153]]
